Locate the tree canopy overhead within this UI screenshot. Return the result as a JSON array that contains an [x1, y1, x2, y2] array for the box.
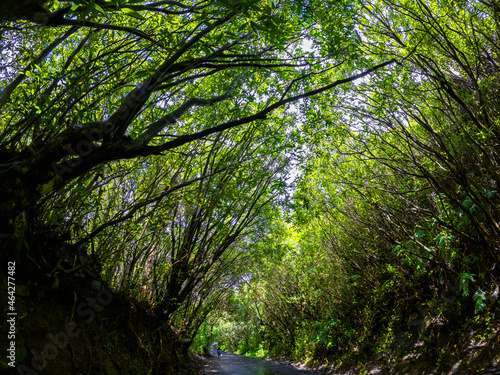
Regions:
[[0, 0, 395, 346], [203, 0, 500, 369], [2, 0, 500, 373], [0, 0, 392, 244]]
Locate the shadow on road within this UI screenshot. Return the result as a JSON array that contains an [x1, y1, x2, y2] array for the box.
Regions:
[[204, 352, 321, 375]]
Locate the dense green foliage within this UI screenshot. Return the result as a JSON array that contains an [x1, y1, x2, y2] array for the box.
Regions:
[[1, 0, 500, 372], [193, 0, 500, 371], [0, 0, 383, 362]]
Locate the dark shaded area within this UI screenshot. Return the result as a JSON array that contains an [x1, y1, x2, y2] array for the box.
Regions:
[[0, 253, 193, 375], [204, 352, 321, 375]]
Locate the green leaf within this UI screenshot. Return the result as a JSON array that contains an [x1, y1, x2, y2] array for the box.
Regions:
[[459, 273, 475, 297], [94, 4, 106, 15], [121, 7, 146, 20], [473, 289, 486, 314]]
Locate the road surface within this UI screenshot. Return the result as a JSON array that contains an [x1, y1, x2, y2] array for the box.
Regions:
[[203, 351, 500, 375], [203, 352, 321, 375]]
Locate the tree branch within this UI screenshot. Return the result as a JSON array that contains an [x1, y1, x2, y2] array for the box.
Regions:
[[71, 172, 220, 248], [57, 19, 158, 44], [132, 59, 396, 155], [0, 26, 80, 106], [107, 11, 237, 137], [133, 73, 244, 146]]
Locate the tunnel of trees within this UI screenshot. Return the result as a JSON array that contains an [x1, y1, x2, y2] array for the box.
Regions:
[[1, 0, 499, 373]]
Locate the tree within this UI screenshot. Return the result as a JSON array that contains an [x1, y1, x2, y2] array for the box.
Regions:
[[201, 0, 500, 368], [278, 0, 500, 364], [0, 0, 393, 267], [0, 3, 401, 369]]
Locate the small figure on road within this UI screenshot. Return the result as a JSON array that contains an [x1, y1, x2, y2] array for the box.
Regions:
[[217, 347, 221, 357]]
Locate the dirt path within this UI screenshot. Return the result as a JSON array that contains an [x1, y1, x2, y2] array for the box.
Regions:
[[203, 352, 322, 375]]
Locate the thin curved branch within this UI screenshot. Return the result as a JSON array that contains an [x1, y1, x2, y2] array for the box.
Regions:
[[127, 3, 211, 15], [57, 19, 158, 44], [71, 171, 220, 248], [132, 59, 396, 155], [154, 69, 223, 91], [108, 11, 237, 137], [133, 73, 243, 145], [0, 26, 80, 106]]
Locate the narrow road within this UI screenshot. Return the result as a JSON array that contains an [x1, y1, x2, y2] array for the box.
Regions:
[[203, 351, 500, 375], [204, 352, 321, 375]]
